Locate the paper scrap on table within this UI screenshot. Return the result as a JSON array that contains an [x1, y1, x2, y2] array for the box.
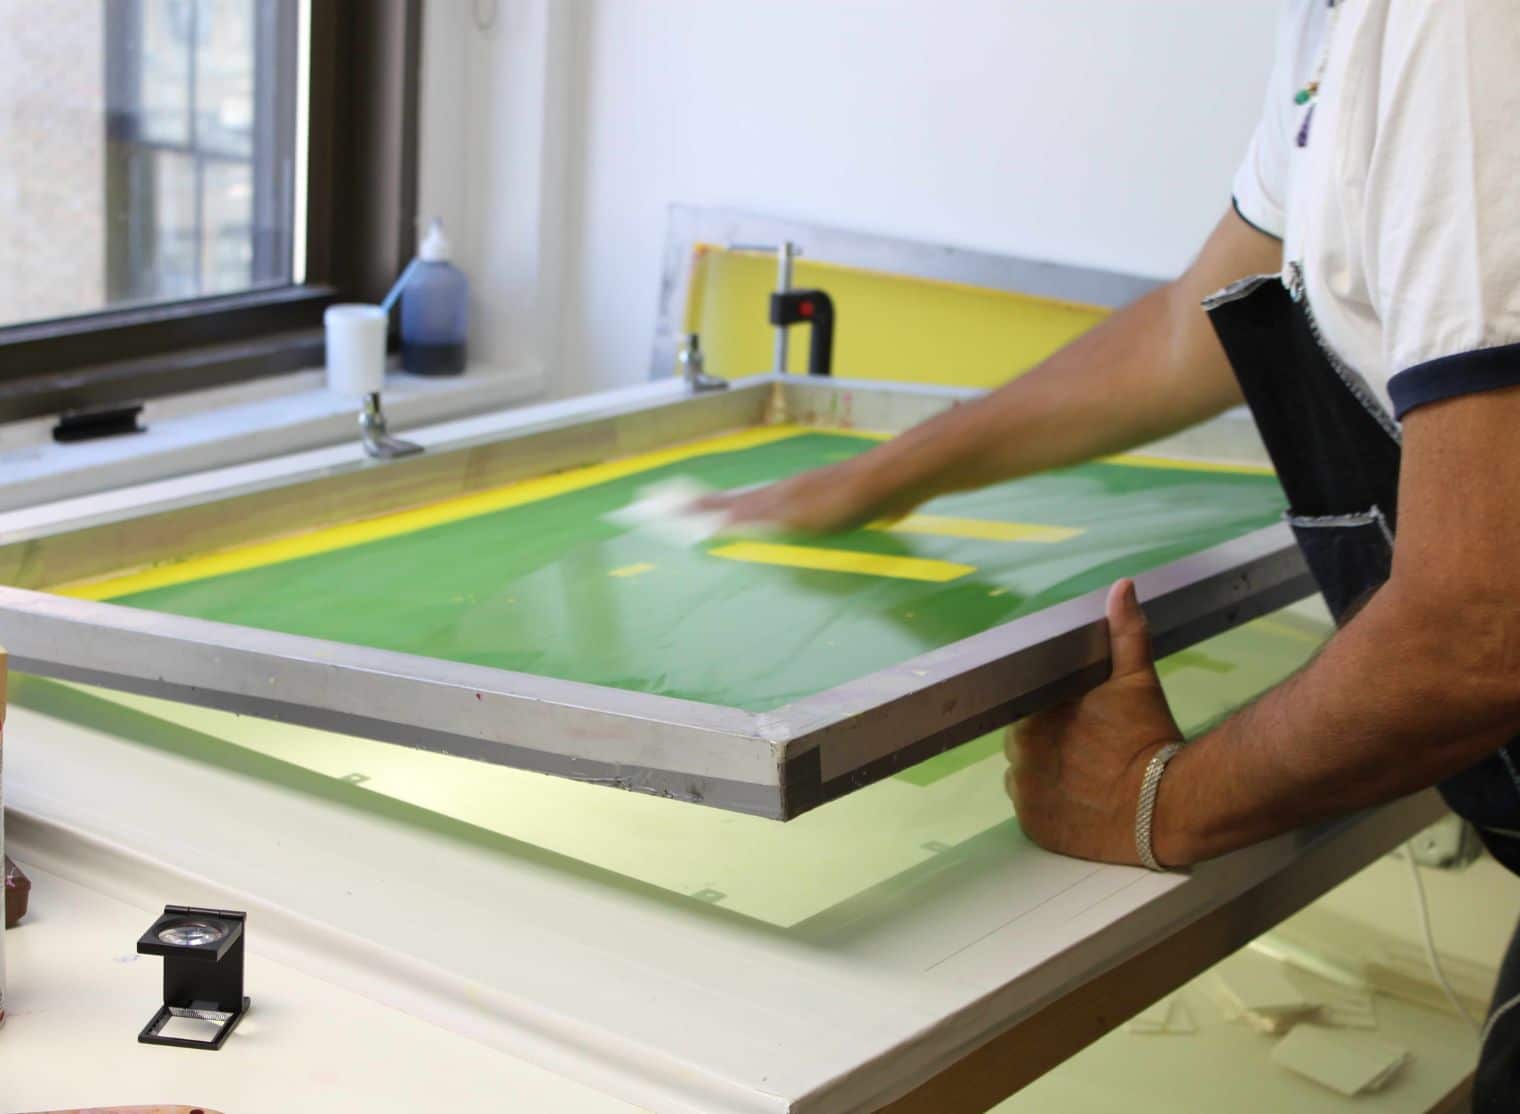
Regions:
[[1247, 937, 1376, 1027], [1126, 996, 1196, 1036], [604, 478, 773, 547], [1290, 971, 1378, 1030], [1209, 953, 1322, 1034], [1272, 1026, 1408, 1096]]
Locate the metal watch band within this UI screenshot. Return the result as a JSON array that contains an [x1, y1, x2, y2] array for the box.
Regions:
[[1135, 742, 1184, 872]]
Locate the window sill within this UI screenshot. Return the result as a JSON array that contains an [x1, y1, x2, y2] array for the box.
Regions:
[[0, 363, 543, 513]]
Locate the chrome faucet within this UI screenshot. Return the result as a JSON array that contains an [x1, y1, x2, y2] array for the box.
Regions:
[[679, 334, 727, 393], [359, 391, 423, 459]]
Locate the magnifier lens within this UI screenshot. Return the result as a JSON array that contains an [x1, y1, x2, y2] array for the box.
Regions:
[[157, 919, 227, 947]]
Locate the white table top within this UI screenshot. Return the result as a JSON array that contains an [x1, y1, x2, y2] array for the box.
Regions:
[[2, 682, 1443, 1113], [1, 864, 641, 1114], [0, 388, 1441, 1111]]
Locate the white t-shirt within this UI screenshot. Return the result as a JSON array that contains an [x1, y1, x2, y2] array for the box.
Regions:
[[1232, 0, 1520, 424]]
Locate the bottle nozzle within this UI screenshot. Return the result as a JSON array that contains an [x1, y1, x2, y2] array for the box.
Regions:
[[419, 217, 452, 263]]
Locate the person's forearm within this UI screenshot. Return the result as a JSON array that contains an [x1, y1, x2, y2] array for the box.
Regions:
[[1153, 579, 1520, 865], [850, 284, 1235, 513], [840, 210, 1277, 516]]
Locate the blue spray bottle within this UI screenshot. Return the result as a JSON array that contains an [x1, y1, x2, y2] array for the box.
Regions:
[[398, 219, 469, 376]]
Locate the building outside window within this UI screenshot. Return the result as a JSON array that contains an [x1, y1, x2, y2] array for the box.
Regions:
[[0, 0, 299, 330], [0, 0, 418, 426]]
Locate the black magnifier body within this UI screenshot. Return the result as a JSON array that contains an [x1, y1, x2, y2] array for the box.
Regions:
[[137, 904, 250, 1050]]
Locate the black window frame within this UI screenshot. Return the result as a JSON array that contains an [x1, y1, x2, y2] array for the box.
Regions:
[[0, 0, 421, 425]]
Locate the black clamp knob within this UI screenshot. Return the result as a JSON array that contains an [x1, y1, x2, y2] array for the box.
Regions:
[[769, 289, 836, 377]]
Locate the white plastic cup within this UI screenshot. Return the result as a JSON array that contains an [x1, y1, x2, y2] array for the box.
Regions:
[[324, 303, 388, 398]]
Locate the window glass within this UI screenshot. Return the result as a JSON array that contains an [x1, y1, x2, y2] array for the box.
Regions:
[[0, 0, 299, 329]]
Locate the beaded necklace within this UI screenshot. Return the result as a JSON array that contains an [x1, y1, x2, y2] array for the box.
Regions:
[[1295, 0, 1344, 147]]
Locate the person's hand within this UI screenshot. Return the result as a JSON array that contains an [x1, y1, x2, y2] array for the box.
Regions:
[[1004, 578, 1185, 866], [696, 458, 896, 535]]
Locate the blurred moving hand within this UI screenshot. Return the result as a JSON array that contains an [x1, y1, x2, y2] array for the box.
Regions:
[[699, 208, 1278, 537], [697, 457, 902, 535]]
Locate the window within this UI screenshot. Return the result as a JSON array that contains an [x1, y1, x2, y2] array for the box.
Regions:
[[103, 0, 300, 312], [0, 0, 420, 424]]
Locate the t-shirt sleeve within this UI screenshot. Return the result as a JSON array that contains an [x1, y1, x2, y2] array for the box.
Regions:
[[1231, 1, 1318, 240], [1376, 1, 1520, 419]]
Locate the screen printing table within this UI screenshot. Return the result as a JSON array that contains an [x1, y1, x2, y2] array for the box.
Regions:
[[0, 375, 1443, 1112]]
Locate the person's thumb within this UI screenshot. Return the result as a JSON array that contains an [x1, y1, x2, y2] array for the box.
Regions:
[[1106, 578, 1154, 678]]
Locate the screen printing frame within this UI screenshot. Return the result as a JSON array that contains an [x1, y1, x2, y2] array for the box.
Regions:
[[0, 375, 1311, 820]]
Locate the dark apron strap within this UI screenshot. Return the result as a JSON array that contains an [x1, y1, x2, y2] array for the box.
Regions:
[[1204, 274, 1402, 521], [1477, 919, 1520, 1112], [1208, 273, 1520, 1104], [1204, 273, 1520, 856]]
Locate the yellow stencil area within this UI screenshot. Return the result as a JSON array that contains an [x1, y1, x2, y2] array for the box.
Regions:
[[683, 245, 1109, 388], [874, 513, 1082, 544], [710, 541, 975, 583], [824, 424, 1274, 480], [609, 563, 655, 579], [54, 425, 812, 602], [1104, 452, 1275, 477], [779, 426, 1274, 479]]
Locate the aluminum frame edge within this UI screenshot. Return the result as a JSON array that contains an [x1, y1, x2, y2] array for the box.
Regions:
[[769, 522, 1314, 816], [0, 584, 792, 818]]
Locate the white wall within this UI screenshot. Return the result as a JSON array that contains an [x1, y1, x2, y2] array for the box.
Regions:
[[418, 0, 579, 390], [422, 0, 1282, 397]]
